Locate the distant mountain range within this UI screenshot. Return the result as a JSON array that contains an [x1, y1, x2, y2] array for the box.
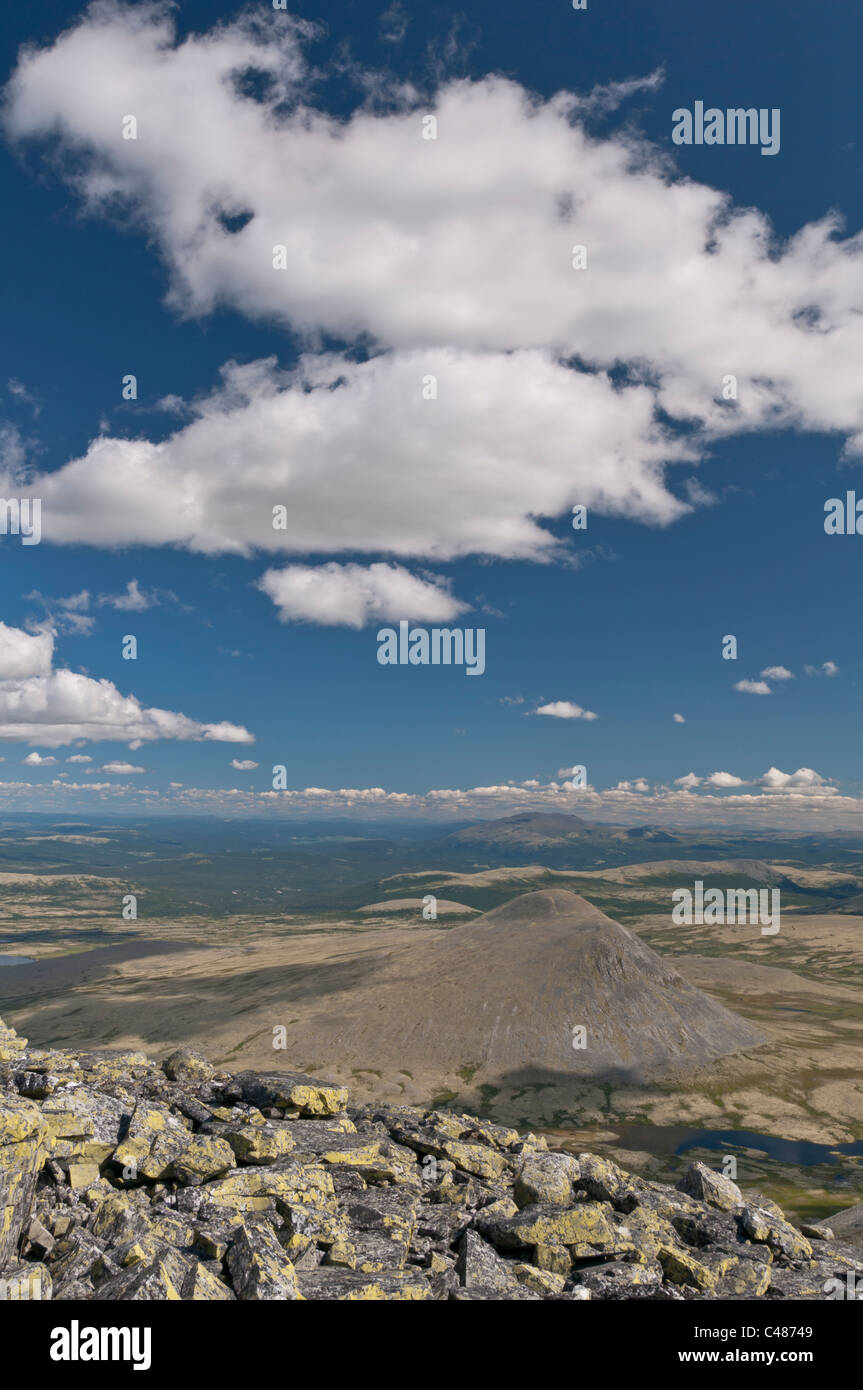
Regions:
[[443, 812, 677, 851]]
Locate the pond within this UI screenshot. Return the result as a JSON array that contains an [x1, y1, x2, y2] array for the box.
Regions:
[[588, 1122, 863, 1168], [675, 1127, 863, 1167], [542, 1118, 863, 1222]]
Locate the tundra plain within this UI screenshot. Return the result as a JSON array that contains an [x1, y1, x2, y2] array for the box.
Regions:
[[1, 813, 862, 1223]]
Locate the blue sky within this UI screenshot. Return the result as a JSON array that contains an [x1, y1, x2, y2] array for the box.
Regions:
[[1, 0, 862, 828]]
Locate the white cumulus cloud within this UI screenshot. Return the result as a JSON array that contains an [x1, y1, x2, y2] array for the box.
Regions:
[[734, 679, 772, 695], [7, 5, 863, 565], [0, 623, 254, 748], [757, 766, 831, 791], [0, 623, 53, 680], [533, 701, 599, 721], [6, 352, 690, 559], [259, 561, 468, 628], [674, 772, 701, 789]]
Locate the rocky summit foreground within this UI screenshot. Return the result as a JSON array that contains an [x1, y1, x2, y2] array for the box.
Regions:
[[0, 1015, 858, 1302]]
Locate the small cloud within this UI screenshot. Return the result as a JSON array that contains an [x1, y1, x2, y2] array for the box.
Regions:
[[25, 581, 182, 633], [761, 666, 794, 681], [24, 589, 94, 635], [101, 762, 145, 774], [672, 712, 685, 723], [674, 772, 701, 789], [705, 771, 747, 788], [499, 695, 525, 707], [58, 590, 90, 612], [231, 759, 259, 771], [681, 477, 717, 508], [734, 679, 772, 695], [8, 377, 41, 417], [155, 393, 193, 417], [757, 766, 829, 790], [98, 579, 152, 612], [378, 1, 409, 43], [22, 751, 56, 765], [576, 68, 665, 117], [533, 701, 598, 721], [613, 778, 650, 792], [66, 754, 92, 763], [805, 661, 839, 678]]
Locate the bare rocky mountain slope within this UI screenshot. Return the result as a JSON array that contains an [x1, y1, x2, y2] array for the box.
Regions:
[[296, 889, 766, 1082]]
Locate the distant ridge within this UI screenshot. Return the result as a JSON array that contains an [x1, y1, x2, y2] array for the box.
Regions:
[[444, 812, 677, 850]]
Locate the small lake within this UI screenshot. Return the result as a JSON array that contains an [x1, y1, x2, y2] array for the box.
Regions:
[[0, 955, 34, 967], [580, 1122, 863, 1168], [676, 1127, 863, 1167]]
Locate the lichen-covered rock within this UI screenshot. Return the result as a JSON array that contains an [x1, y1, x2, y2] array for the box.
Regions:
[[575, 1259, 662, 1296], [677, 1160, 744, 1212], [478, 1200, 620, 1256], [511, 1261, 566, 1295], [715, 1254, 772, 1298], [0, 1018, 28, 1063], [112, 1101, 192, 1180], [295, 1267, 433, 1299], [575, 1152, 645, 1208], [0, 1013, 832, 1302], [532, 1243, 572, 1274], [204, 1160, 334, 1214], [801, 1222, 834, 1241], [0, 1258, 51, 1299], [162, 1049, 215, 1084], [225, 1222, 302, 1300], [657, 1243, 718, 1291], [439, 1140, 508, 1181], [171, 1135, 235, 1186], [183, 1259, 235, 1300], [766, 1265, 835, 1299], [99, 1259, 185, 1301], [67, 1162, 102, 1190], [514, 1153, 580, 1208], [455, 1229, 517, 1292], [740, 1202, 813, 1261], [218, 1123, 297, 1166], [0, 1096, 48, 1267], [39, 1090, 127, 1166], [233, 1071, 348, 1117]]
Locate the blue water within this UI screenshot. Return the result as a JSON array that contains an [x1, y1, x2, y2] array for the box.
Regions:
[[677, 1128, 863, 1167], [0, 955, 33, 967], [590, 1122, 863, 1169]]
